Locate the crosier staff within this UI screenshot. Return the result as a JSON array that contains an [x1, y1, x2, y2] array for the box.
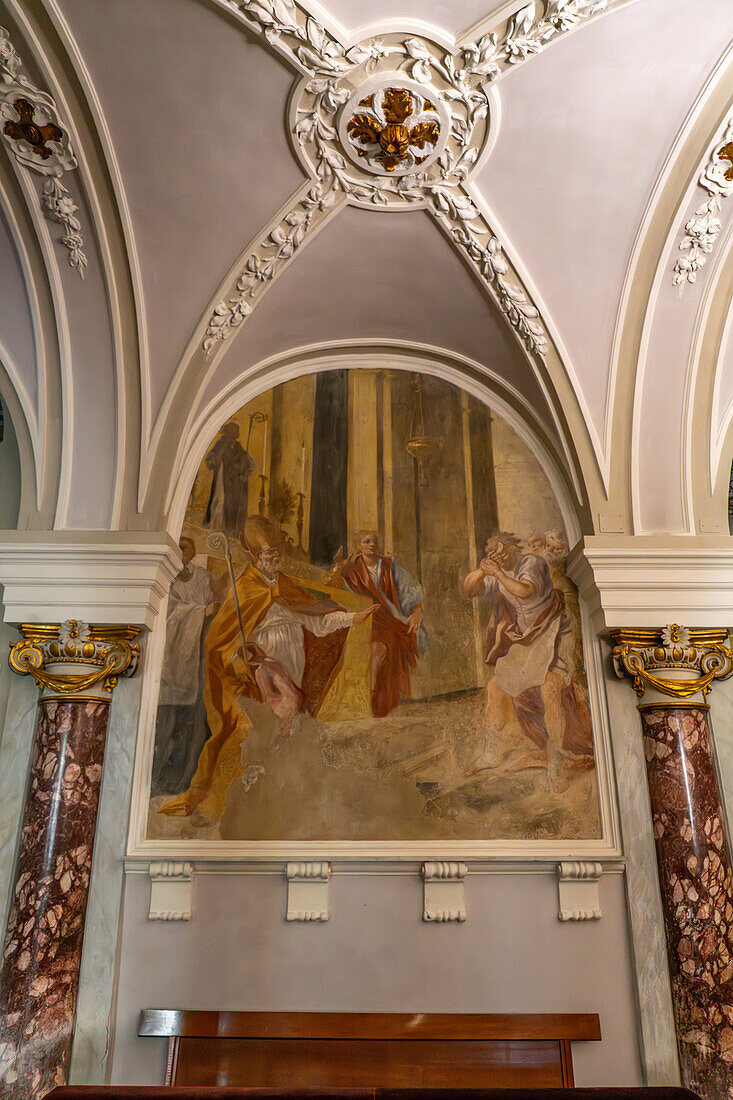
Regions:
[[207, 531, 249, 666]]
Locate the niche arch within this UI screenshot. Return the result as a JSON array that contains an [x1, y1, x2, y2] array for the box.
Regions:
[[127, 344, 621, 860]]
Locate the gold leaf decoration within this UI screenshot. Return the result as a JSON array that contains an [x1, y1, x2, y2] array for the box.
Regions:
[[382, 87, 412, 124], [409, 121, 439, 150], [347, 113, 382, 146], [718, 142, 733, 182]]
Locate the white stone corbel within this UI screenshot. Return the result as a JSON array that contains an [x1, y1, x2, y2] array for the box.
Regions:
[[556, 861, 602, 922], [286, 861, 331, 921], [422, 861, 467, 922], [148, 861, 194, 921]]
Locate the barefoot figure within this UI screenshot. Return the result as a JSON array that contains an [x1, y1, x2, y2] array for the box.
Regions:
[[463, 532, 579, 775]]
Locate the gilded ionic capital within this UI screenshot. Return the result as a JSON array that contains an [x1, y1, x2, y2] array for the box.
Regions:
[[610, 624, 733, 700], [8, 620, 140, 697]]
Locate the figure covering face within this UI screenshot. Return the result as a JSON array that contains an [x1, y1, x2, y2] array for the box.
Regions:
[[464, 531, 592, 775], [337, 530, 426, 717], [160, 517, 375, 817], [204, 421, 257, 536]]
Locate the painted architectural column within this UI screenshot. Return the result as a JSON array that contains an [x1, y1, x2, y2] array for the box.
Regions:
[[611, 625, 733, 1100], [0, 621, 140, 1100]]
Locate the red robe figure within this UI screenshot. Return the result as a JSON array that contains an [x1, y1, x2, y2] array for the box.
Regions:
[[335, 530, 426, 717]]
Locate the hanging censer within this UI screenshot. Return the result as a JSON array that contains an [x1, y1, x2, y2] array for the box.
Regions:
[[405, 374, 442, 488]]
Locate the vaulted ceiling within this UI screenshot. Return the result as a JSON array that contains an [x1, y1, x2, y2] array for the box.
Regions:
[[1, 0, 732, 536]]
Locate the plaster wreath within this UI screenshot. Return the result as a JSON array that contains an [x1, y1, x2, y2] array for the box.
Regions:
[[0, 27, 87, 275], [203, 0, 619, 357]]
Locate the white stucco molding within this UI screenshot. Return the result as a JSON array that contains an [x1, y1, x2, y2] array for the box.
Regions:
[[0, 530, 181, 629], [556, 860, 602, 922], [422, 860, 467, 922], [148, 861, 194, 921], [286, 861, 331, 921], [568, 535, 733, 632]]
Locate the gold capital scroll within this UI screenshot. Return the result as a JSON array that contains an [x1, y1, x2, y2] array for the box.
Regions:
[[9, 620, 140, 695], [610, 625, 733, 700]]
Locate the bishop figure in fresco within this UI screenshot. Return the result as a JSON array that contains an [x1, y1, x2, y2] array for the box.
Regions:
[[160, 516, 376, 817]]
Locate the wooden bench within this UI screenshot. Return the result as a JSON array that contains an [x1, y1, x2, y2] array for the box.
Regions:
[[138, 1011, 602, 1088]]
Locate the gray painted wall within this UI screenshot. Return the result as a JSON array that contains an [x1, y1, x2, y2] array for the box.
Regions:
[[111, 868, 643, 1086]]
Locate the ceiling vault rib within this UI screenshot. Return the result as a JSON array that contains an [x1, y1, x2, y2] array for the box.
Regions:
[[138, 181, 346, 515], [146, 0, 633, 524]]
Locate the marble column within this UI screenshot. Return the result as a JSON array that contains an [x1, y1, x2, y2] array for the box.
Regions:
[[612, 626, 733, 1100], [0, 621, 139, 1100]]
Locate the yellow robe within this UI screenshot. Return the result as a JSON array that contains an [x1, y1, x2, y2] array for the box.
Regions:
[[179, 564, 369, 821]]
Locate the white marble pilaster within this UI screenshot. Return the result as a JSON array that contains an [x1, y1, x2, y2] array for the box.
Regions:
[[709, 672, 733, 838], [603, 654, 680, 1085], [0, 673, 39, 935], [69, 656, 146, 1083]]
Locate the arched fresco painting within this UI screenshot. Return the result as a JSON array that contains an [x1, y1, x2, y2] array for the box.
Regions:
[[147, 369, 601, 841]]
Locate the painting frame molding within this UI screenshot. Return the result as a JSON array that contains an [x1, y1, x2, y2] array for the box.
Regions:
[[126, 351, 622, 863]]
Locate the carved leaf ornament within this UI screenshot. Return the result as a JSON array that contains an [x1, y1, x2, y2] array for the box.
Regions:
[[673, 116, 733, 294], [0, 27, 87, 275], [204, 0, 618, 357]]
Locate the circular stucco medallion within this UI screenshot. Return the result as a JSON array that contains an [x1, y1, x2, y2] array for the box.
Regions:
[[337, 73, 451, 177]]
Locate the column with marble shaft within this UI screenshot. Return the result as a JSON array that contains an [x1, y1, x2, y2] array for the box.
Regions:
[[0, 621, 140, 1099], [611, 625, 733, 1100]]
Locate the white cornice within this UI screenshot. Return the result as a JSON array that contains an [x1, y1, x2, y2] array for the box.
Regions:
[[568, 535, 733, 632], [0, 531, 181, 628]]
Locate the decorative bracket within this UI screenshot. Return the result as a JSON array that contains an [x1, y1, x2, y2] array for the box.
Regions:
[[286, 861, 331, 921], [556, 861, 602, 922], [422, 861, 467, 922], [148, 861, 194, 921]]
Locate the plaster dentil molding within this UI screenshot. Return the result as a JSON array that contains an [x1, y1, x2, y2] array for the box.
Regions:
[[148, 861, 194, 921], [673, 111, 733, 295], [422, 860, 467, 922], [204, 0, 621, 360], [286, 860, 331, 920], [556, 860, 602, 921], [0, 26, 86, 276]]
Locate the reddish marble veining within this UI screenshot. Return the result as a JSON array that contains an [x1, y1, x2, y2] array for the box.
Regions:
[[640, 704, 733, 1100], [0, 699, 110, 1100]]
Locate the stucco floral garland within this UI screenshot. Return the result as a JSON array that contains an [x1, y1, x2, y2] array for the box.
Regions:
[[227, 0, 611, 83], [673, 114, 733, 294], [204, 0, 617, 356], [446, 220, 547, 356], [203, 183, 339, 352], [0, 27, 86, 275]]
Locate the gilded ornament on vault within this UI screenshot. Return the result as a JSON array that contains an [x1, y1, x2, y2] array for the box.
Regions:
[[345, 86, 441, 173], [718, 141, 733, 183], [3, 96, 63, 161]]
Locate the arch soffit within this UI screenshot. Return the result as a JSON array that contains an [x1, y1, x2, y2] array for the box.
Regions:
[[1, 0, 144, 528], [608, 41, 733, 534], [689, 215, 733, 530], [165, 342, 586, 549], [140, 0, 643, 530], [0, 122, 63, 522]]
